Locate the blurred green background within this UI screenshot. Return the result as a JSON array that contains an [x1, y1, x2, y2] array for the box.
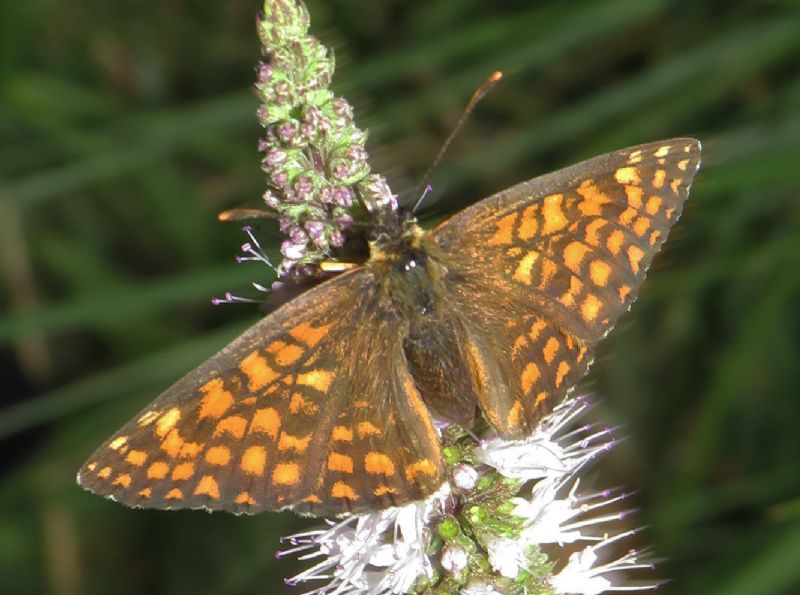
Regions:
[[2, 0, 800, 594]]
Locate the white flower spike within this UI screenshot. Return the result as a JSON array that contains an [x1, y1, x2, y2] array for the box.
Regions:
[[283, 397, 660, 594]]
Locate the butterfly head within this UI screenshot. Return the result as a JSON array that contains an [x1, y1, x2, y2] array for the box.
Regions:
[[366, 208, 425, 259]]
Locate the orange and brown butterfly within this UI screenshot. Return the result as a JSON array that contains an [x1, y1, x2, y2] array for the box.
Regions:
[[78, 138, 701, 517]]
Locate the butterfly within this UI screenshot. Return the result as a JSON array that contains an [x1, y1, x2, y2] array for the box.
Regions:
[[78, 138, 701, 517]]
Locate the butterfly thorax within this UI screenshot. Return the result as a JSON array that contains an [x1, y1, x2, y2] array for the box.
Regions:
[[366, 219, 438, 315], [362, 218, 484, 428]]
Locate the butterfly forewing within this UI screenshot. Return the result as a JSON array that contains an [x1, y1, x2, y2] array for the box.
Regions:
[[78, 269, 444, 516], [432, 138, 701, 436]]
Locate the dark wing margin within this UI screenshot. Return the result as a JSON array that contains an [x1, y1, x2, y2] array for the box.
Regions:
[[78, 268, 444, 516], [432, 138, 701, 438]]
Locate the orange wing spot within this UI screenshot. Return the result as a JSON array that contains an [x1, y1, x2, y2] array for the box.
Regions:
[[506, 246, 522, 257], [563, 241, 590, 274], [558, 276, 582, 308], [205, 445, 231, 466], [625, 185, 643, 209], [633, 217, 651, 237], [278, 432, 311, 453], [584, 218, 608, 247], [147, 461, 169, 480], [332, 425, 354, 442], [374, 485, 396, 496], [654, 145, 671, 158], [327, 452, 354, 473], [289, 322, 332, 347], [138, 488, 152, 498], [627, 149, 643, 164], [507, 399, 524, 428], [241, 446, 267, 476], [272, 463, 300, 486], [109, 436, 128, 450], [251, 407, 281, 439], [576, 179, 611, 216], [357, 421, 382, 439], [649, 230, 662, 246], [465, 339, 491, 393], [652, 169, 666, 189], [581, 294, 602, 322], [266, 340, 287, 354], [537, 259, 558, 290], [165, 488, 183, 500], [405, 459, 438, 482], [576, 199, 601, 217], [331, 481, 359, 500], [511, 334, 528, 359], [289, 392, 319, 415], [213, 416, 247, 440], [155, 408, 181, 438], [543, 337, 560, 365], [486, 212, 518, 246], [646, 196, 662, 215], [178, 441, 203, 459], [240, 351, 279, 391], [86, 462, 97, 472], [353, 400, 369, 409], [677, 159, 689, 171], [198, 378, 234, 420], [665, 207, 675, 220], [577, 347, 588, 362], [112, 474, 132, 488], [619, 285, 632, 302], [125, 450, 148, 467], [194, 475, 220, 500], [404, 372, 428, 439], [303, 494, 322, 504], [619, 207, 637, 225], [555, 361, 571, 387], [275, 343, 304, 366], [589, 260, 611, 287], [534, 391, 548, 407], [529, 318, 547, 341], [615, 166, 640, 185], [627, 245, 645, 274], [670, 178, 681, 193], [137, 410, 160, 427], [235, 492, 256, 506], [517, 205, 539, 240], [513, 251, 539, 285], [364, 452, 396, 476], [606, 230, 624, 255], [161, 429, 184, 458], [297, 369, 335, 393], [171, 462, 195, 481], [97, 466, 113, 479], [542, 194, 567, 234]]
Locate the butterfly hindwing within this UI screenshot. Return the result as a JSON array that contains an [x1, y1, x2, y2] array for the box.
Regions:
[[432, 138, 701, 437], [78, 269, 444, 516]]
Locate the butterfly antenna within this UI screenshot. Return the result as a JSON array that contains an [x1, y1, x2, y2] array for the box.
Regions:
[[413, 70, 504, 213]]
